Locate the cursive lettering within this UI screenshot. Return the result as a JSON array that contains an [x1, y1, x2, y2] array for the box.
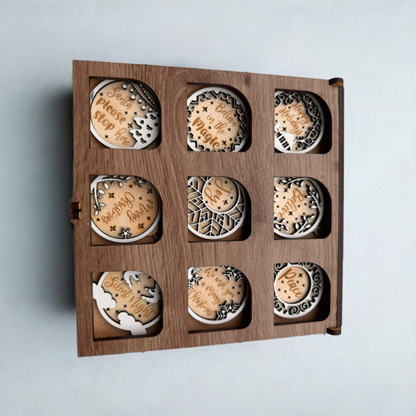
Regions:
[[192, 117, 220, 149], [101, 192, 136, 224], [204, 178, 232, 205], [215, 103, 237, 126], [126, 200, 155, 223], [277, 188, 304, 219], [281, 268, 303, 298], [105, 87, 133, 110]]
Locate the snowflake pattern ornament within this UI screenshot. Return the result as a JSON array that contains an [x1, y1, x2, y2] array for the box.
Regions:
[[93, 271, 162, 336], [187, 87, 248, 152], [273, 263, 324, 319], [188, 266, 248, 325], [90, 80, 161, 149], [90, 175, 161, 243], [274, 177, 324, 238], [188, 176, 246, 240], [274, 90, 324, 153]]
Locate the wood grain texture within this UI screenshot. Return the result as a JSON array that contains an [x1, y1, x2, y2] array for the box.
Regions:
[[72, 61, 343, 356]]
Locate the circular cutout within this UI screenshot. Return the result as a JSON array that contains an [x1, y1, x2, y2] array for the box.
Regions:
[[91, 175, 160, 243], [90, 79, 160, 149], [274, 90, 324, 153], [188, 176, 246, 240], [273, 263, 324, 319], [274, 177, 324, 238], [188, 266, 248, 324], [93, 271, 162, 335], [187, 87, 248, 152]]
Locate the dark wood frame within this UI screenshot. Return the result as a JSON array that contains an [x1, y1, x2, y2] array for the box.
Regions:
[[71, 60, 344, 357]]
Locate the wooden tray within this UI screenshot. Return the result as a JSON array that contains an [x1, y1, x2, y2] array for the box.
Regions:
[[71, 60, 344, 357]]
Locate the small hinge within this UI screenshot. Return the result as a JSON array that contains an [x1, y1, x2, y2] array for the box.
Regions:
[[327, 326, 342, 336], [69, 200, 81, 223], [329, 77, 344, 87]]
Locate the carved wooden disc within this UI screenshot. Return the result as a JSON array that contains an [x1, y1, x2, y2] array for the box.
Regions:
[[90, 80, 160, 149], [188, 266, 248, 324], [273, 263, 324, 319], [274, 90, 324, 153], [273, 177, 324, 238], [188, 176, 246, 240], [187, 87, 247, 152], [93, 271, 162, 335], [90, 175, 160, 243]]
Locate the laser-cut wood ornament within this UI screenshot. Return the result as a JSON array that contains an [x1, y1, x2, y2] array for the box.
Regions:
[[188, 176, 246, 240], [274, 91, 324, 153], [188, 266, 248, 324], [90, 80, 160, 149], [273, 263, 324, 319], [187, 87, 247, 152], [93, 271, 162, 336], [274, 177, 324, 238], [91, 175, 160, 243]]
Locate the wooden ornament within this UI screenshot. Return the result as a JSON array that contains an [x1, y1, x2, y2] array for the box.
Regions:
[[274, 177, 324, 238], [93, 271, 162, 336], [188, 176, 246, 240], [188, 266, 248, 325], [274, 263, 324, 319], [90, 175, 160, 243], [274, 90, 324, 153], [90, 80, 160, 149], [187, 87, 247, 152]]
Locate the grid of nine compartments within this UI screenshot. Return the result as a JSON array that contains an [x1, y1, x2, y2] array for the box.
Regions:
[[72, 61, 343, 357]]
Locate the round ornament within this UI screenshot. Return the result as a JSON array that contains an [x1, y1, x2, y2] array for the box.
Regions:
[[274, 90, 324, 153], [188, 266, 248, 324], [274, 177, 324, 238], [91, 175, 160, 243], [93, 271, 162, 336], [273, 262, 324, 319], [187, 87, 248, 152], [188, 176, 246, 240], [90, 79, 160, 149]]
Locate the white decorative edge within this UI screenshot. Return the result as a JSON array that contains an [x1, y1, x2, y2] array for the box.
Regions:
[[93, 271, 162, 336], [273, 263, 324, 319], [273, 177, 324, 239], [90, 79, 160, 149], [187, 176, 246, 240], [187, 267, 248, 325], [187, 86, 248, 152], [90, 175, 161, 244], [274, 90, 325, 154]]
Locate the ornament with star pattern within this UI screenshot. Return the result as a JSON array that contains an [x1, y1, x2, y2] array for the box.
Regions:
[[274, 90, 324, 153], [188, 266, 248, 324], [91, 175, 160, 243], [274, 177, 324, 239], [188, 176, 246, 240], [90, 80, 160, 149], [273, 262, 324, 319], [187, 87, 248, 152]]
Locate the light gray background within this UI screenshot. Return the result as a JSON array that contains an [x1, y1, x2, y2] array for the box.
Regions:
[[1, 1, 415, 415]]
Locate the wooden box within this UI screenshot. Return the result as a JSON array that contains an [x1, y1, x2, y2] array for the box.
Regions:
[[71, 60, 344, 357]]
